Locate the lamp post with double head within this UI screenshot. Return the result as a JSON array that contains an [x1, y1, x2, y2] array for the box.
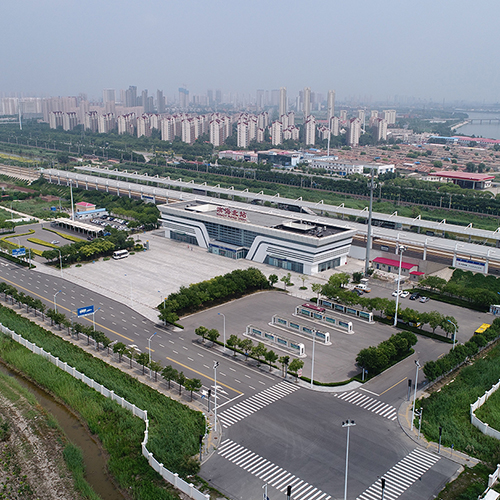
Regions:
[[53, 290, 62, 313], [411, 360, 420, 431], [448, 319, 457, 350], [342, 420, 356, 500], [148, 332, 157, 379]]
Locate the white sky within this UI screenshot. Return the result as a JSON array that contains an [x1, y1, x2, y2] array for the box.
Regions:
[[2, 0, 499, 103]]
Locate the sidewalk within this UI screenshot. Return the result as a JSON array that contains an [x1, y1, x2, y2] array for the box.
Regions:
[[397, 392, 479, 468]]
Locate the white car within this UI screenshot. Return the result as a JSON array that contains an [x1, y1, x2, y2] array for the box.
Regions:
[[392, 290, 402, 297], [400, 291, 410, 298]]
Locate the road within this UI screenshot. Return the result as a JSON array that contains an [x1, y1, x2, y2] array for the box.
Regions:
[[0, 260, 467, 499]]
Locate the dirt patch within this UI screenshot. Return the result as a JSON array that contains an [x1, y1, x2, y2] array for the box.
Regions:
[[0, 383, 83, 500]]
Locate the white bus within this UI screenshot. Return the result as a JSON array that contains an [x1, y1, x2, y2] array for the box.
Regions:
[[112, 249, 129, 260]]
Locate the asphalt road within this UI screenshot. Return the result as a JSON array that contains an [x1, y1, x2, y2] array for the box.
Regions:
[[0, 260, 470, 500]]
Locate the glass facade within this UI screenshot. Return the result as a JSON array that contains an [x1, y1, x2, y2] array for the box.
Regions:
[[265, 256, 304, 273], [204, 221, 259, 248], [318, 257, 341, 272], [209, 244, 247, 260], [171, 231, 198, 245]]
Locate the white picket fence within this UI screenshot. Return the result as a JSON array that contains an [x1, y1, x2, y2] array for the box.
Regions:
[[470, 379, 500, 441], [0, 323, 209, 500]]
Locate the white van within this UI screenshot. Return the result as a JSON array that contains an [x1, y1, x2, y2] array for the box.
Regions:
[[354, 283, 371, 293], [112, 249, 129, 260]]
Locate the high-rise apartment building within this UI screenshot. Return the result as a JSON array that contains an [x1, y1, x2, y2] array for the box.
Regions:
[[179, 88, 189, 109], [304, 115, 316, 146], [157, 90, 166, 113], [327, 90, 335, 123], [357, 109, 365, 123], [161, 117, 175, 142], [125, 86, 137, 108], [271, 121, 283, 146], [256, 90, 265, 110], [331, 116, 340, 136], [382, 109, 396, 125], [117, 113, 136, 135], [303, 87, 311, 118], [340, 110, 347, 122], [372, 118, 388, 141], [49, 111, 64, 129], [84, 111, 99, 132], [279, 87, 287, 117], [347, 118, 361, 147], [103, 89, 115, 104], [1, 98, 18, 115], [98, 113, 116, 134], [62, 112, 78, 131]]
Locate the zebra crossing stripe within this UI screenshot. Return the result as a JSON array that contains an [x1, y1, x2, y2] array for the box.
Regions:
[[334, 391, 397, 421], [356, 448, 440, 500], [218, 439, 330, 500], [219, 381, 299, 428]]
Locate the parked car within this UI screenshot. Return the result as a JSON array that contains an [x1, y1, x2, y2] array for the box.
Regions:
[[392, 290, 402, 297], [50, 240, 60, 245], [409, 292, 420, 300], [420, 296, 430, 303], [355, 284, 371, 293], [400, 291, 410, 298]]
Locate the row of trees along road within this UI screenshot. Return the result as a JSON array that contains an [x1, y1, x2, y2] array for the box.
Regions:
[[317, 273, 458, 338]]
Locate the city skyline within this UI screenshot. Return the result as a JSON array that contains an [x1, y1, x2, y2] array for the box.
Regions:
[[1, 0, 500, 103]]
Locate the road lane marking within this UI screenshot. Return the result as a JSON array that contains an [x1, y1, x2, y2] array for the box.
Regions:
[[164, 356, 242, 395], [379, 376, 408, 396]]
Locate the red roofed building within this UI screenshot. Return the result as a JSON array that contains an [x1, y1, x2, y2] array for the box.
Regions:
[[434, 171, 494, 190], [373, 256, 419, 275]]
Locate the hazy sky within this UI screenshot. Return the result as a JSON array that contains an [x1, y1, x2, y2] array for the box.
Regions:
[[2, 0, 500, 103]]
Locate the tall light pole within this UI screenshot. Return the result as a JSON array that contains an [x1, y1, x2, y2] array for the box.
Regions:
[[218, 312, 226, 352], [393, 244, 407, 326], [57, 249, 63, 278], [411, 360, 420, 431], [92, 307, 101, 331], [310, 329, 316, 388], [148, 332, 157, 379], [448, 319, 457, 350], [54, 290, 62, 313], [365, 168, 375, 276], [342, 420, 356, 500], [213, 361, 219, 432]]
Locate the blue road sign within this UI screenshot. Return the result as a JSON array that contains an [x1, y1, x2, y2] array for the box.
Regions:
[[77, 305, 95, 317], [12, 248, 26, 257]]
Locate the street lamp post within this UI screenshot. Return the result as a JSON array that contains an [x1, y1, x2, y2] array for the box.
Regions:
[[310, 329, 316, 388], [92, 307, 101, 331], [213, 361, 219, 432], [393, 244, 407, 327], [342, 420, 356, 500], [54, 290, 62, 313], [57, 249, 63, 278], [411, 360, 420, 431], [148, 332, 157, 379], [218, 312, 226, 352], [447, 319, 457, 350]]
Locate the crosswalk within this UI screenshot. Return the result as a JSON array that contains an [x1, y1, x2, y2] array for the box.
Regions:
[[357, 448, 440, 500], [333, 391, 398, 421], [218, 439, 331, 500], [218, 381, 299, 428]]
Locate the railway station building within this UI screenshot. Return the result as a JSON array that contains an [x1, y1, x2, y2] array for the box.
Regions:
[[158, 200, 356, 275]]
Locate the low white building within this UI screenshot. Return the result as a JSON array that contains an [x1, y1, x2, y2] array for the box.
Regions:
[[309, 158, 395, 177]]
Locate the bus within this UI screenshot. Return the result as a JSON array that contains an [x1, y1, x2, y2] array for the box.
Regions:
[[474, 323, 491, 336], [112, 249, 129, 260], [302, 303, 325, 313]]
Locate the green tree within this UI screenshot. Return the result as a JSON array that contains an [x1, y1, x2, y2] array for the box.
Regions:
[[238, 338, 253, 359], [278, 355, 290, 377], [177, 371, 186, 395], [162, 365, 178, 389], [251, 342, 267, 365], [427, 311, 444, 333], [441, 316, 458, 338], [280, 273, 292, 290], [207, 328, 220, 345], [149, 360, 163, 382], [226, 334, 239, 356], [311, 283, 322, 301], [288, 358, 304, 380], [265, 350, 278, 371], [135, 352, 150, 375], [195, 326, 208, 343], [268, 274, 278, 287], [184, 378, 202, 401], [113, 342, 128, 362]]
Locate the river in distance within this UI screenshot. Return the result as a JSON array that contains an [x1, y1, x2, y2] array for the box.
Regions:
[[455, 111, 500, 140]]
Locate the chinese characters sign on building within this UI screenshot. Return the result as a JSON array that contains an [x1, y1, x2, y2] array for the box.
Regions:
[[216, 207, 247, 222]]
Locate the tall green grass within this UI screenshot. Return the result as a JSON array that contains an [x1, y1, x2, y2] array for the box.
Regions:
[[420, 344, 500, 462], [0, 305, 205, 499], [63, 444, 101, 500]]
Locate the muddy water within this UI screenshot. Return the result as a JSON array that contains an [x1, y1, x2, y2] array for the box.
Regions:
[[0, 363, 125, 500]]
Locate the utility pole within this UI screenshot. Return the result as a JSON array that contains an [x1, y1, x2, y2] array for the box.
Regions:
[[365, 168, 375, 276]]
